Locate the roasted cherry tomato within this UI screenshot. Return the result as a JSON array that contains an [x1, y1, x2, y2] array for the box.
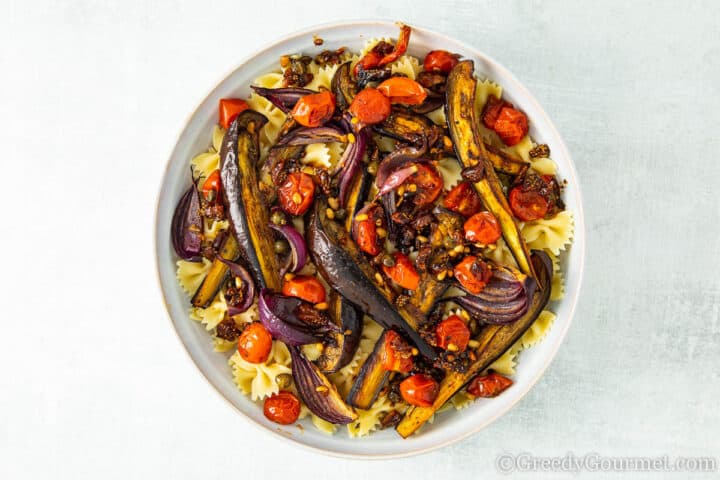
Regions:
[[423, 50, 459, 74], [400, 374, 439, 407], [481, 94, 508, 130], [493, 106, 529, 146], [435, 315, 471, 352], [201, 169, 223, 203], [237, 322, 273, 364], [403, 163, 443, 206], [290, 91, 336, 127], [353, 50, 383, 76], [349, 88, 391, 124], [381, 330, 414, 373], [443, 182, 482, 217], [454, 255, 493, 295], [353, 24, 411, 76], [376, 77, 428, 105], [464, 211, 502, 245], [263, 390, 301, 425], [278, 172, 315, 216], [281, 275, 326, 304], [352, 205, 384, 256], [467, 372, 513, 398], [219, 98, 250, 129], [383, 252, 420, 291], [508, 186, 549, 222]]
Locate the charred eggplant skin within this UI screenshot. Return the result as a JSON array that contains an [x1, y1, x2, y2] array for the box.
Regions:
[[220, 110, 283, 291], [331, 62, 357, 111], [347, 330, 391, 409], [190, 233, 241, 308], [315, 293, 362, 373], [343, 170, 371, 233], [307, 200, 437, 359], [445, 60, 537, 280], [396, 251, 553, 438]]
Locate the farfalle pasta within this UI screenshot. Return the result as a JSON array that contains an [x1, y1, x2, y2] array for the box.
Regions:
[[169, 23, 574, 438]]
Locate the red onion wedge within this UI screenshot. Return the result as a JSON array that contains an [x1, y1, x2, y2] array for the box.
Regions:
[[373, 140, 428, 192], [258, 289, 339, 346], [250, 86, 314, 113], [289, 346, 358, 424], [276, 126, 347, 146], [338, 128, 369, 207], [269, 223, 307, 275], [171, 182, 203, 261], [216, 257, 255, 314]]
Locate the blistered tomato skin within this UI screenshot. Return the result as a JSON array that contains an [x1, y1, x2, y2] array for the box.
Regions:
[[219, 98, 249, 129], [508, 187, 549, 222], [467, 373, 513, 398], [278, 172, 315, 216], [454, 255, 493, 295], [435, 315, 471, 352], [376, 77, 428, 105], [443, 182, 482, 217], [290, 91, 336, 127], [382, 252, 420, 291], [263, 391, 301, 424], [349, 88, 391, 124], [423, 50, 459, 74], [400, 374, 439, 407], [281, 275, 327, 304], [381, 330, 414, 373], [464, 211, 502, 245], [237, 322, 273, 364]]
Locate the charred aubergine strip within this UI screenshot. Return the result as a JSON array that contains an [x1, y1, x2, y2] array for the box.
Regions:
[[191, 233, 241, 308], [307, 200, 437, 359], [315, 292, 362, 373], [396, 250, 552, 438], [445, 60, 537, 281], [219, 110, 283, 291]]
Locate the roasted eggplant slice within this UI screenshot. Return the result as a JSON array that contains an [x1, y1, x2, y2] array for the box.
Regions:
[[307, 200, 437, 359], [290, 346, 358, 424], [484, 143, 529, 176], [445, 60, 537, 280], [343, 170, 372, 233], [331, 62, 357, 110], [220, 110, 283, 291], [191, 233, 241, 308], [347, 330, 391, 409], [396, 250, 552, 438], [315, 292, 362, 373], [374, 109, 442, 147], [347, 275, 448, 409]]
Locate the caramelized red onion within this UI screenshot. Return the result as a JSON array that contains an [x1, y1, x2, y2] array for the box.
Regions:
[[276, 126, 347, 146], [258, 289, 339, 346], [289, 346, 358, 424], [374, 141, 428, 193], [269, 222, 307, 275], [215, 257, 255, 314], [171, 182, 203, 260], [338, 128, 369, 207], [250, 86, 314, 113]]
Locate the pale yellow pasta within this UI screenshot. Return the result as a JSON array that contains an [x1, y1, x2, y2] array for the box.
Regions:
[[229, 341, 291, 401], [327, 142, 346, 166], [450, 390, 475, 410], [189, 292, 227, 331], [203, 219, 229, 242], [504, 135, 534, 162], [488, 341, 523, 376], [475, 78, 503, 113], [213, 336, 237, 353], [426, 107, 446, 126], [530, 156, 558, 175], [190, 151, 220, 179], [483, 238, 517, 268], [305, 63, 339, 91], [521, 210, 574, 255], [437, 157, 463, 191], [391, 55, 421, 79], [312, 415, 338, 435], [212, 125, 226, 153], [551, 271, 565, 301], [176, 258, 211, 296], [374, 134, 396, 153], [347, 394, 395, 438], [231, 302, 259, 325], [519, 310, 555, 350], [301, 143, 332, 169]]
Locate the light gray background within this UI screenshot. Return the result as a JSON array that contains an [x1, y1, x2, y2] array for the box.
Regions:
[[1, 0, 718, 478]]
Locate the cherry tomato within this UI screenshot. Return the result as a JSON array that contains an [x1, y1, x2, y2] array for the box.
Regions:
[[376, 77, 428, 105], [404, 163, 443, 206], [352, 50, 383, 77], [263, 390, 301, 425], [278, 172, 315, 216], [435, 315, 471, 352], [219, 98, 250, 129], [423, 50, 459, 74], [464, 211, 502, 245], [281, 275, 326, 304], [237, 322, 273, 364], [443, 182, 482, 217], [400, 374, 439, 407], [201, 169, 223, 203], [508, 186, 549, 222], [493, 106, 529, 146], [377, 24, 411, 66], [381, 330, 414, 373], [454, 255, 493, 295], [481, 94, 508, 130], [349, 88, 391, 124], [467, 372, 513, 398], [290, 91, 336, 127], [352, 204, 384, 256], [382, 252, 420, 291]]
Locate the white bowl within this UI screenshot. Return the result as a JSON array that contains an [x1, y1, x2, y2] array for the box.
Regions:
[[155, 20, 585, 458]]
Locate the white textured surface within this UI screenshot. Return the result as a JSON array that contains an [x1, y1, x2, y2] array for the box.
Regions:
[[1, 1, 718, 478]]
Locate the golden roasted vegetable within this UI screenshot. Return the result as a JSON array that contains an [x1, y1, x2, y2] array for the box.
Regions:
[[484, 142, 529, 176], [191, 233, 241, 308], [396, 251, 552, 438], [445, 60, 536, 280]]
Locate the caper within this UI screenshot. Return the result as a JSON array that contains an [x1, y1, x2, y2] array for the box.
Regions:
[[382, 254, 396, 267], [274, 240, 289, 254], [334, 208, 347, 220], [271, 210, 287, 226], [275, 373, 293, 389]]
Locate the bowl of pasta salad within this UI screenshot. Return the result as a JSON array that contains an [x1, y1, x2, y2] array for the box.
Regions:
[[155, 20, 584, 457]]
